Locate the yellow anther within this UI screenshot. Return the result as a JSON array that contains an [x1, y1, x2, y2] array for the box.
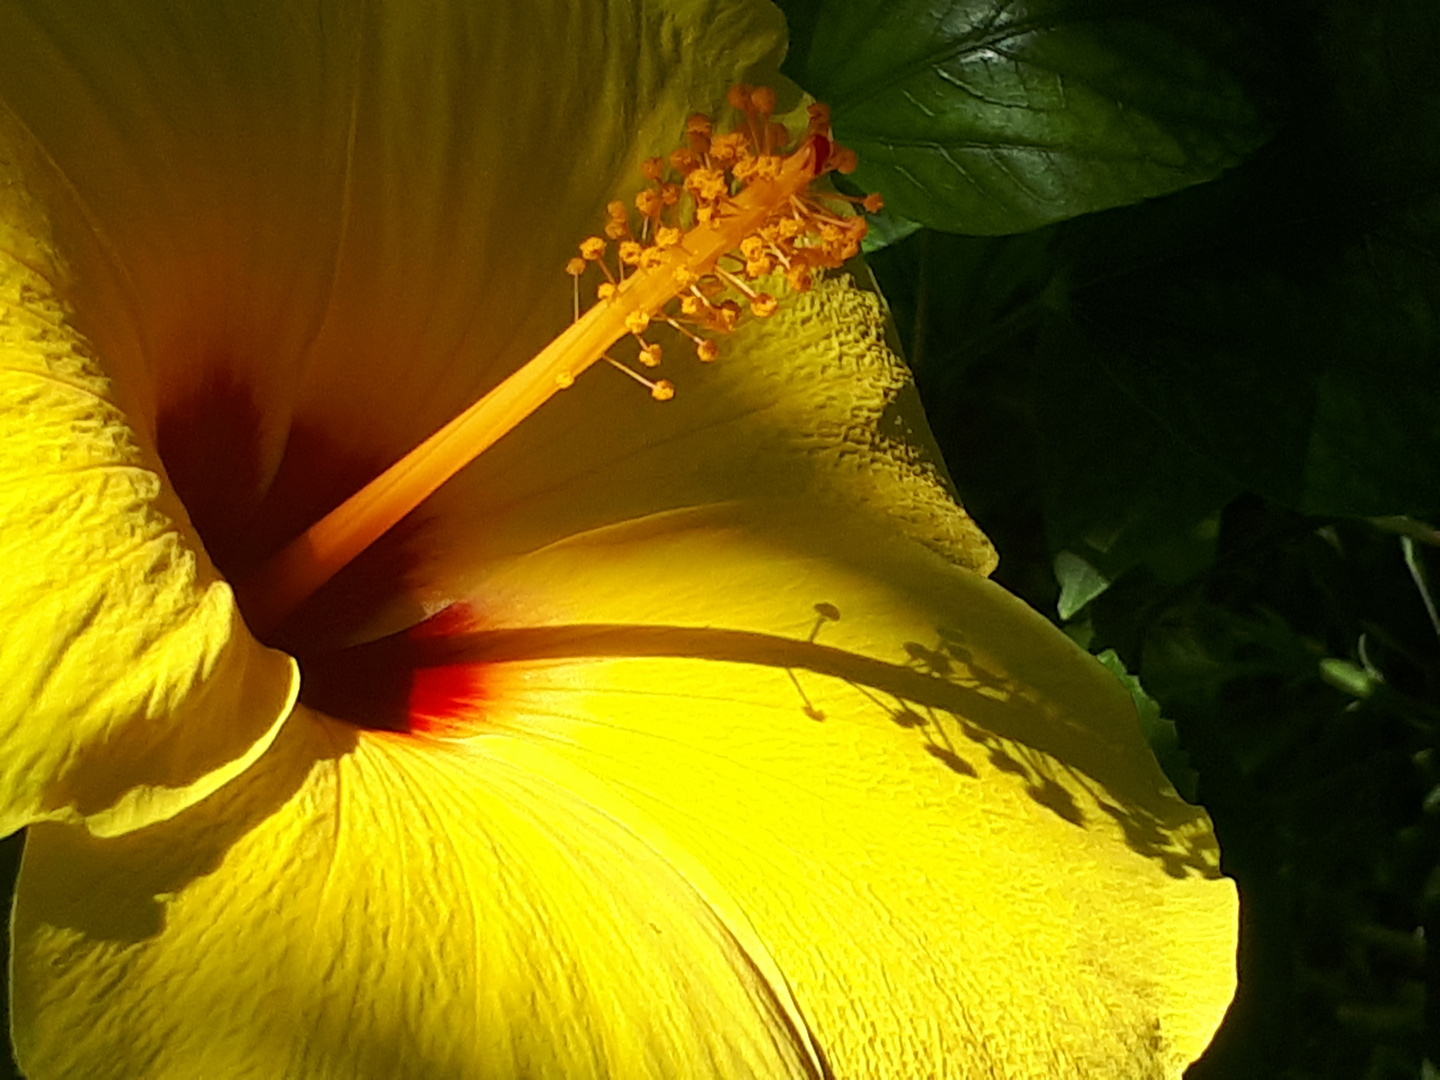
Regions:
[[680, 295, 703, 316], [686, 112, 713, 137], [777, 217, 803, 239], [672, 265, 699, 288], [619, 240, 644, 266], [786, 263, 815, 291], [651, 379, 675, 401], [564, 257, 587, 277], [604, 219, 629, 240], [710, 131, 749, 164], [669, 147, 699, 173], [625, 311, 652, 335], [579, 236, 607, 261], [745, 256, 774, 278], [754, 156, 782, 181], [751, 86, 777, 116], [660, 183, 681, 206], [655, 225, 682, 249], [685, 168, 729, 201], [713, 299, 742, 331], [607, 200, 629, 221], [640, 156, 665, 181], [863, 192, 885, 213], [697, 339, 721, 362], [639, 342, 663, 367], [830, 146, 859, 174], [739, 235, 765, 259], [636, 188, 665, 217], [696, 205, 716, 224], [728, 84, 753, 112], [597, 282, 617, 300], [750, 293, 778, 317], [639, 247, 667, 270]]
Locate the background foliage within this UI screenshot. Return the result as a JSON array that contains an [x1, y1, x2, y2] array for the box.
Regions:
[[780, 0, 1439, 1074], [4, 0, 1437, 1076]]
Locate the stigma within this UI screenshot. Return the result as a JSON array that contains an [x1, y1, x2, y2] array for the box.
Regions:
[[236, 86, 878, 636]]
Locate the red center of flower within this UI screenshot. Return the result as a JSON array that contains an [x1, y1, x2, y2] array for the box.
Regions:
[[156, 374, 492, 734], [153, 88, 873, 735]]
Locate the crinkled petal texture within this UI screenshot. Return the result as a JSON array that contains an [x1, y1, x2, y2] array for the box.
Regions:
[[0, 113, 299, 840], [1, 0, 1236, 1077]]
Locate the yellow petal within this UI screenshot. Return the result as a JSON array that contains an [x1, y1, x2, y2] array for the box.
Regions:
[[404, 275, 995, 643], [0, 113, 298, 837], [0, 0, 791, 493], [15, 510, 1235, 1077], [434, 511, 1239, 1077], [0, 0, 832, 641], [289, 0, 793, 453], [13, 712, 827, 1080]]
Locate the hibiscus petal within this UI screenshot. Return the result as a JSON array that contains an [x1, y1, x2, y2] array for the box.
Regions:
[[0, 0, 792, 486], [289, 0, 794, 455], [14, 514, 1235, 1077], [402, 274, 996, 641], [421, 514, 1239, 1077], [13, 711, 828, 1079], [0, 0, 829, 639], [0, 1, 360, 448], [0, 114, 299, 838]]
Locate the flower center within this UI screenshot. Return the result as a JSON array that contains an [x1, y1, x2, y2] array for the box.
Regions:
[[234, 87, 876, 637]]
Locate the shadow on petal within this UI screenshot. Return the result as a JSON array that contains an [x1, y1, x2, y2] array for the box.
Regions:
[[22, 717, 357, 944], [314, 617, 1222, 879]]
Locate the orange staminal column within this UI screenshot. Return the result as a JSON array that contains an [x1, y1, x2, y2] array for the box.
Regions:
[[237, 109, 854, 636]]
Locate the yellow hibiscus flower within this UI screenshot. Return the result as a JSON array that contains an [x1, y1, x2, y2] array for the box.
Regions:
[[0, 1, 1236, 1077]]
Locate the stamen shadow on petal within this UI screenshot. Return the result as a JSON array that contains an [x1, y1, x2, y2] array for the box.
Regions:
[[400, 619, 1223, 879]]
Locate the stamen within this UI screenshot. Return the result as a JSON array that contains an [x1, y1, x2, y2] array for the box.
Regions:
[[663, 314, 717, 359], [605, 355, 676, 401], [236, 86, 873, 634], [566, 257, 585, 322]]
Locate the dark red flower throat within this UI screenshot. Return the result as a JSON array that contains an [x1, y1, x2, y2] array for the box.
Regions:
[[155, 373, 490, 735]]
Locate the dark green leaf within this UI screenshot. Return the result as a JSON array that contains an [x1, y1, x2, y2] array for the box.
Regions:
[[858, 208, 923, 253], [786, 0, 1268, 233], [1035, 310, 1240, 576], [1045, 0, 1440, 517], [1054, 550, 1111, 619]]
